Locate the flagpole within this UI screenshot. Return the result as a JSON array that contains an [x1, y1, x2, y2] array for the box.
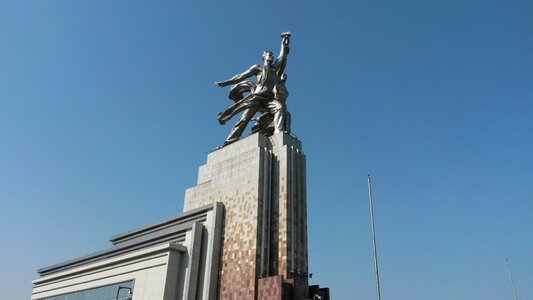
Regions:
[[506, 258, 518, 300], [368, 175, 382, 300]]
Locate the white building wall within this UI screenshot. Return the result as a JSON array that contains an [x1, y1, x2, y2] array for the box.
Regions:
[[33, 200, 222, 300], [32, 243, 185, 300]]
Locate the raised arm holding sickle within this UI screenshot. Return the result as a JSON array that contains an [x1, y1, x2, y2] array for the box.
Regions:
[[214, 32, 291, 148]]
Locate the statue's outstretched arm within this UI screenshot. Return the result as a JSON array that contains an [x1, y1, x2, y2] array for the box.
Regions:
[[215, 65, 260, 87], [275, 33, 290, 74]]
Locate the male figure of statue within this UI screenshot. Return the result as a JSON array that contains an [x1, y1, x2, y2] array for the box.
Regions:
[[215, 32, 290, 147], [251, 73, 291, 135]]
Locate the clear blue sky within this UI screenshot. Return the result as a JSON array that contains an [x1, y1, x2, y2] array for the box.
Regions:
[[1, 1, 532, 299]]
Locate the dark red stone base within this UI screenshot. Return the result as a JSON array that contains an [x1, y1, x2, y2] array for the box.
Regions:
[[257, 276, 330, 300]]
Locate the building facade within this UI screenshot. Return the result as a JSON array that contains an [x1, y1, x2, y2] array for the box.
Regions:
[[32, 203, 223, 300], [32, 133, 329, 300]]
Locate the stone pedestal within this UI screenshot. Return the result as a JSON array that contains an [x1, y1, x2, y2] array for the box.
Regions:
[[184, 132, 308, 299], [257, 276, 310, 300]]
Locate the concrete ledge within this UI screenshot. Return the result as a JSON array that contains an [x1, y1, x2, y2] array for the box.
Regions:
[[37, 203, 220, 276], [33, 243, 186, 285]]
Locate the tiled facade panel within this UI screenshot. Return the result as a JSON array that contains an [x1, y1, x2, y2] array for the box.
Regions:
[[258, 276, 283, 300]]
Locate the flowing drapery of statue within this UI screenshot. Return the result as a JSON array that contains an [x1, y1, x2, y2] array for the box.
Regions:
[[214, 32, 292, 148]]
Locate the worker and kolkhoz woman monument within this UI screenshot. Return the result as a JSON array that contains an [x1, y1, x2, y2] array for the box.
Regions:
[[214, 31, 292, 148]]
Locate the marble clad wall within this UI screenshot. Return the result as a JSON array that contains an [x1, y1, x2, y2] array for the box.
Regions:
[[184, 132, 308, 299], [185, 134, 267, 299], [257, 276, 283, 300]]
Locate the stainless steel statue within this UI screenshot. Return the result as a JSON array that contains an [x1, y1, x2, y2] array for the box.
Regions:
[[215, 32, 291, 148]]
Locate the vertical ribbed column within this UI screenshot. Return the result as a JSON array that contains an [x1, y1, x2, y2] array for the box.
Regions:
[[289, 145, 297, 274], [259, 147, 272, 277], [295, 148, 303, 276], [269, 133, 308, 282], [300, 151, 309, 276]]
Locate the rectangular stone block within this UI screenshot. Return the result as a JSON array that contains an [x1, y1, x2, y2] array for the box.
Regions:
[[258, 276, 283, 300]]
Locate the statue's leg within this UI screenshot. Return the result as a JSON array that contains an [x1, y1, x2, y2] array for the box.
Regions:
[[251, 112, 274, 134], [266, 99, 285, 134], [224, 107, 258, 145]]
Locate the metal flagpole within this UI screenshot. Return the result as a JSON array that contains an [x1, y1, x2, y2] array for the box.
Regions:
[[506, 258, 518, 300], [367, 175, 382, 300]]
